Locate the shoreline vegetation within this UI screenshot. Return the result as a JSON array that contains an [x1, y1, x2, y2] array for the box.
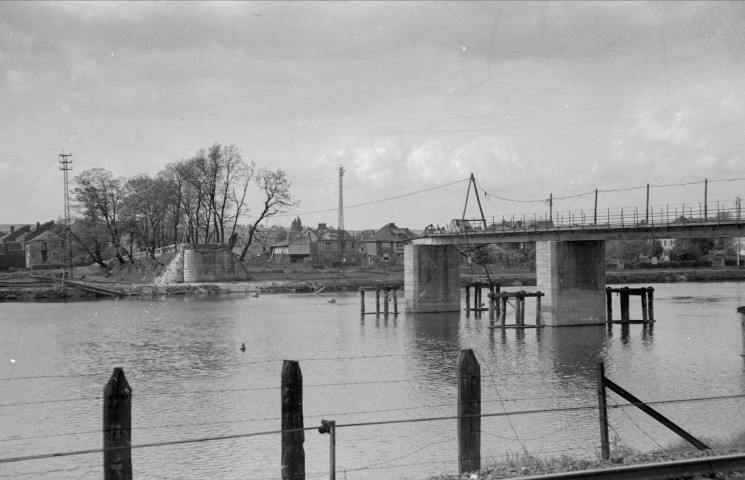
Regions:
[[1, 262, 745, 301], [428, 432, 745, 479]]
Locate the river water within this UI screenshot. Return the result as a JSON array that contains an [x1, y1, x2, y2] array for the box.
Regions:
[[1, 282, 744, 479]]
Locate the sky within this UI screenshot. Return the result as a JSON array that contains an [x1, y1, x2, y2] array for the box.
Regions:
[[2, 1, 745, 230]]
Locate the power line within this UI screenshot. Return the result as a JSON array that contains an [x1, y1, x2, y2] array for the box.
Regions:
[[474, 176, 745, 205], [247, 177, 469, 218]]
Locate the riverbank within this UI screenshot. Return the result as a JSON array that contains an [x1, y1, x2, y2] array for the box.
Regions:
[[2, 264, 745, 300], [428, 432, 745, 479]]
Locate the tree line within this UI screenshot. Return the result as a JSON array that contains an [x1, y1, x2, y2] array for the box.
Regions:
[[64, 143, 296, 267]]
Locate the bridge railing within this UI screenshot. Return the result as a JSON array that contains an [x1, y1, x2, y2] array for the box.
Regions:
[[437, 199, 743, 235]]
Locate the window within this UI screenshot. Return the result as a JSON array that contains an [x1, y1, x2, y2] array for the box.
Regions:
[[41, 242, 47, 250]]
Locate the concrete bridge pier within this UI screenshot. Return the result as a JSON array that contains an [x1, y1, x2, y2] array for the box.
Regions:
[[536, 240, 606, 326], [404, 244, 460, 312]]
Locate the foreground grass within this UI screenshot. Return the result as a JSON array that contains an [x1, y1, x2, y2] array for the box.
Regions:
[[428, 432, 745, 479]]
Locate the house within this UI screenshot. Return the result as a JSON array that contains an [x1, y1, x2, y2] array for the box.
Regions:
[[0, 225, 31, 269], [25, 226, 65, 269], [269, 240, 289, 263], [231, 227, 286, 260], [0, 222, 61, 270], [287, 223, 360, 266], [363, 223, 417, 266]]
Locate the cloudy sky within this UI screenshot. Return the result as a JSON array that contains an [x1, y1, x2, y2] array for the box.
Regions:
[[2, 1, 744, 229]]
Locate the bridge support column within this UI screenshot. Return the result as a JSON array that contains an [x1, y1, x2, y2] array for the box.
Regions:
[[536, 240, 606, 326], [404, 244, 460, 312]]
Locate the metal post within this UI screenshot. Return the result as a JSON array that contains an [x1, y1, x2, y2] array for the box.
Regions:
[[704, 178, 708, 221], [646, 183, 650, 224], [318, 420, 336, 480]]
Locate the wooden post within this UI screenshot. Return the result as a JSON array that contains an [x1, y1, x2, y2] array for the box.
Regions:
[[515, 294, 523, 327], [375, 288, 380, 315], [383, 287, 389, 315], [465, 285, 471, 313], [488, 289, 495, 324], [458, 349, 481, 474], [647, 287, 655, 322], [494, 284, 501, 320], [620, 288, 630, 322], [104, 368, 132, 480], [641, 287, 648, 322], [360, 289, 365, 316], [606, 287, 613, 322], [519, 295, 526, 327], [535, 294, 542, 325], [500, 297, 507, 327], [596, 362, 610, 461], [475, 285, 481, 313], [393, 287, 398, 315], [594, 188, 598, 226], [282, 360, 305, 480]]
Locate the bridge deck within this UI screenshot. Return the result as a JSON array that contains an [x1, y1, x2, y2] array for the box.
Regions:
[[416, 216, 745, 245]]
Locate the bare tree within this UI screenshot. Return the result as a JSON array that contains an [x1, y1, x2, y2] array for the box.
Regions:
[[73, 168, 130, 264], [239, 168, 297, 262]]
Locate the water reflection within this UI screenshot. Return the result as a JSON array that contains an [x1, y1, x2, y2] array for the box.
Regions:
[[404, 312, 462, 384], [542, 325, 607, 379]]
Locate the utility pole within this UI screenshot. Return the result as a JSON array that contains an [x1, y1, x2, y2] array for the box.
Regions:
[[737, 197, 742, 269], [338, 165, 345, 278], [59, 152, 73, 279]]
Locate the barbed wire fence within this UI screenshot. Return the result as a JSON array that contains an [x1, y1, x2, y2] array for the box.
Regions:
[[2, 351, 744, 479]]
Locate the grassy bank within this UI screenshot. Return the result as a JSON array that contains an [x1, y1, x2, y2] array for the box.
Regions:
[[428, 432, 745, 479]]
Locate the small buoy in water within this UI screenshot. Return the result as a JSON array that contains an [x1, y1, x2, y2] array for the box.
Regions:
[[240, 343, 246, 352], [328, 298, 336, 304], [251, 292, 259, 298]]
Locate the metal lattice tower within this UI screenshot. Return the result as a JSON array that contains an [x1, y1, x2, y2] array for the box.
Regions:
[[59, 152, 73, 279], [338, 165, 345, 274], [338, 165, 345, 234]]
